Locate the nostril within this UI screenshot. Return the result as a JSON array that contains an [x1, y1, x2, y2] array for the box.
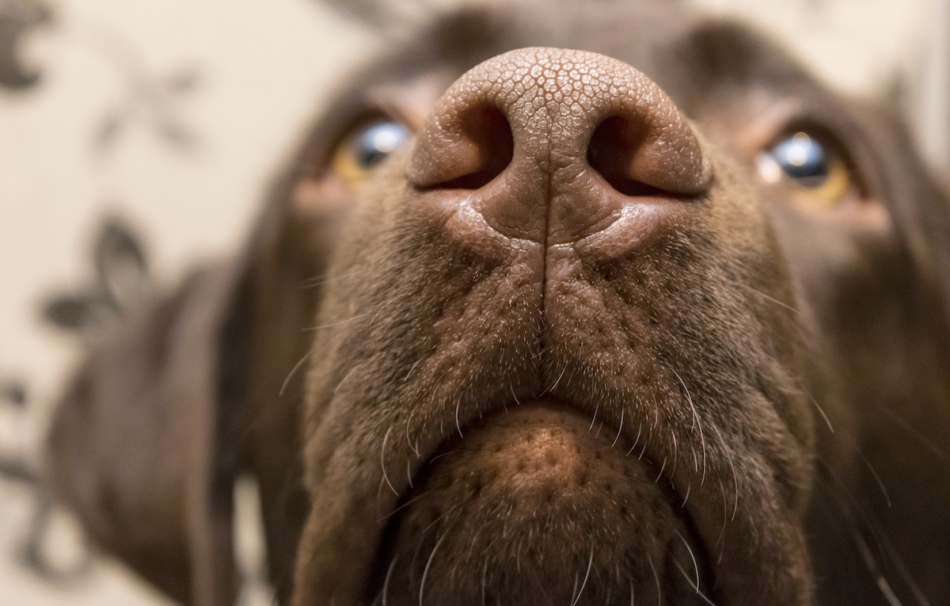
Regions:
[[426, 105, 513, 190], [409, 47, 711, 249], [587, 116, 668, 198]]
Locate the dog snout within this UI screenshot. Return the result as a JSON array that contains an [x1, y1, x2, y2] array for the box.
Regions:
[[408, 47, 712, 251]]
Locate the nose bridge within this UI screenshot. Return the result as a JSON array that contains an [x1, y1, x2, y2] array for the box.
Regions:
[[408, 47, 710, 248]]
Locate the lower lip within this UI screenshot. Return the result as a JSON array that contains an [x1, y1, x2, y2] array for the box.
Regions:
[[363, 402, 710, 606]]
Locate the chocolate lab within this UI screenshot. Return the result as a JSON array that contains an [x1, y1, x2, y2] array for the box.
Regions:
[[44, 1, 950, 605]]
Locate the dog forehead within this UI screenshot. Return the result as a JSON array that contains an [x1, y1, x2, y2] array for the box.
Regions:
[[347, 1, 822, 117]]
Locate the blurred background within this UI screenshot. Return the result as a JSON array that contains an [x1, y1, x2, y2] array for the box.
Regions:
[[1, 0, 947, 603]]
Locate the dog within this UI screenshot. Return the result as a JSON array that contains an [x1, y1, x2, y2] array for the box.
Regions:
[[43, 1, 950, 605]]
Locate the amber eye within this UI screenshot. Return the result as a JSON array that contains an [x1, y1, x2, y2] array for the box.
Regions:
[[331, 119, 411, 185], [756, 132, 851, 207]]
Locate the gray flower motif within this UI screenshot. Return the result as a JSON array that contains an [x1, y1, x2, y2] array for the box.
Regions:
[[0, 0, 51, 90]]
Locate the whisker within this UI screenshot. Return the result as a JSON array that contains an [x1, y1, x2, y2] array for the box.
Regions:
[[654, 457, 667, 483], [548, 365, 567, 394], [815, 462, 929, 606], [857, 451, 892, 508], [626, 423, 642, 456], [279, 348, 313, 397], [404, 360, 421, 381], [569, 548, 594, 606], [301, 266, 367, 290], [405, 408, 421, 458], [303, 311, 373, 332], [381, 552, 399, 606], [733, 282, 800, 316], [379, 494, 424, 522], [673, 559, 717, 606], [612, 407, 624, 447], [419, 502, 460, 536], [333, 367, 359, 396], [795, 378, 834, 434], [672, 369, 707, 484], [872, 403, 949, 464], [380, 426, 398, 497], [589, 403, 600, 433], [675, 530, 701, 591], [715, 479, 728, 558], [709, 423, 739, 523], [670, 430, 679, 476], [419, 531, 450, 606], [649, 558, 662, 606], [855, 531, 906, 606]]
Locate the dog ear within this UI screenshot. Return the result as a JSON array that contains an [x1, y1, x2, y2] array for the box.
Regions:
[[227, 128, 365, 599], [860, 103, 950, 312], [42, 164, 351, 602], [44, 252, 252, 604]]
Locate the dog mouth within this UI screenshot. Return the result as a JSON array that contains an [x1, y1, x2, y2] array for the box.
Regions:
[[362, 400, 718, 606]]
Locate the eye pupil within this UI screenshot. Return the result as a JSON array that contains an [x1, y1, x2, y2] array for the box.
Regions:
[[351, 121, 410, 168], [765, 132, 829, 187]]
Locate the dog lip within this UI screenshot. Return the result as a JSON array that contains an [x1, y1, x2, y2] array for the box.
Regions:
[[363, 398, 719, 605]]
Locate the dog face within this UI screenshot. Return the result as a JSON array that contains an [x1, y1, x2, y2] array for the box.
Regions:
[[266, 3, 950, 605], [44, 2, 950, 605]]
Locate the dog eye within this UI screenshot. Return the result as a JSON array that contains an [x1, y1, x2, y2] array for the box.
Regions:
[[756, 132, 851, 207], [331, 119, 411, 185]]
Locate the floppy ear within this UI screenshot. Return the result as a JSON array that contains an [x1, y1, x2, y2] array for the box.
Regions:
[[231, 137, 365, 600], [853, 101, 950, 311], [44, 253, 253, 604], [44, 144, 356, 604], [906, 158, 950, 314]]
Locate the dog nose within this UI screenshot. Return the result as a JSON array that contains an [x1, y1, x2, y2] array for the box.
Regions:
[[408, 47, 711, 249]]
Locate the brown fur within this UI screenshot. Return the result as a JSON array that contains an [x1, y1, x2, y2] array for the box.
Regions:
[[45, 2, 950, 605]]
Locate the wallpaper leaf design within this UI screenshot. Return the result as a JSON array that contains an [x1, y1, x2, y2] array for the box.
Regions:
[[41, 217, 152, 333], [0, 0, 51, 90]]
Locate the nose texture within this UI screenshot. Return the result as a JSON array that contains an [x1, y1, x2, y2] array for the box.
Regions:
[[408, 47, 711, 247]]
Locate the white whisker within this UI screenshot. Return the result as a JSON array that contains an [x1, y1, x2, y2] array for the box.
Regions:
[[626, 423, 642, 456], [419, 531, 450, 606], [381, 426, 398, 496], [649, 558, 662, 606], [570, 548, 594, 606], [796, 378, 834, 434], [279, 349, 313, 397], [381, 552, 399, 606], [710, 423, 739, 522], [612, 407, 624, 447], [672, 369, 706, 484]]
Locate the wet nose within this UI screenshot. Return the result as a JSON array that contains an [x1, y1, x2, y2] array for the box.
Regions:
[[408, 47, 711, 250]]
